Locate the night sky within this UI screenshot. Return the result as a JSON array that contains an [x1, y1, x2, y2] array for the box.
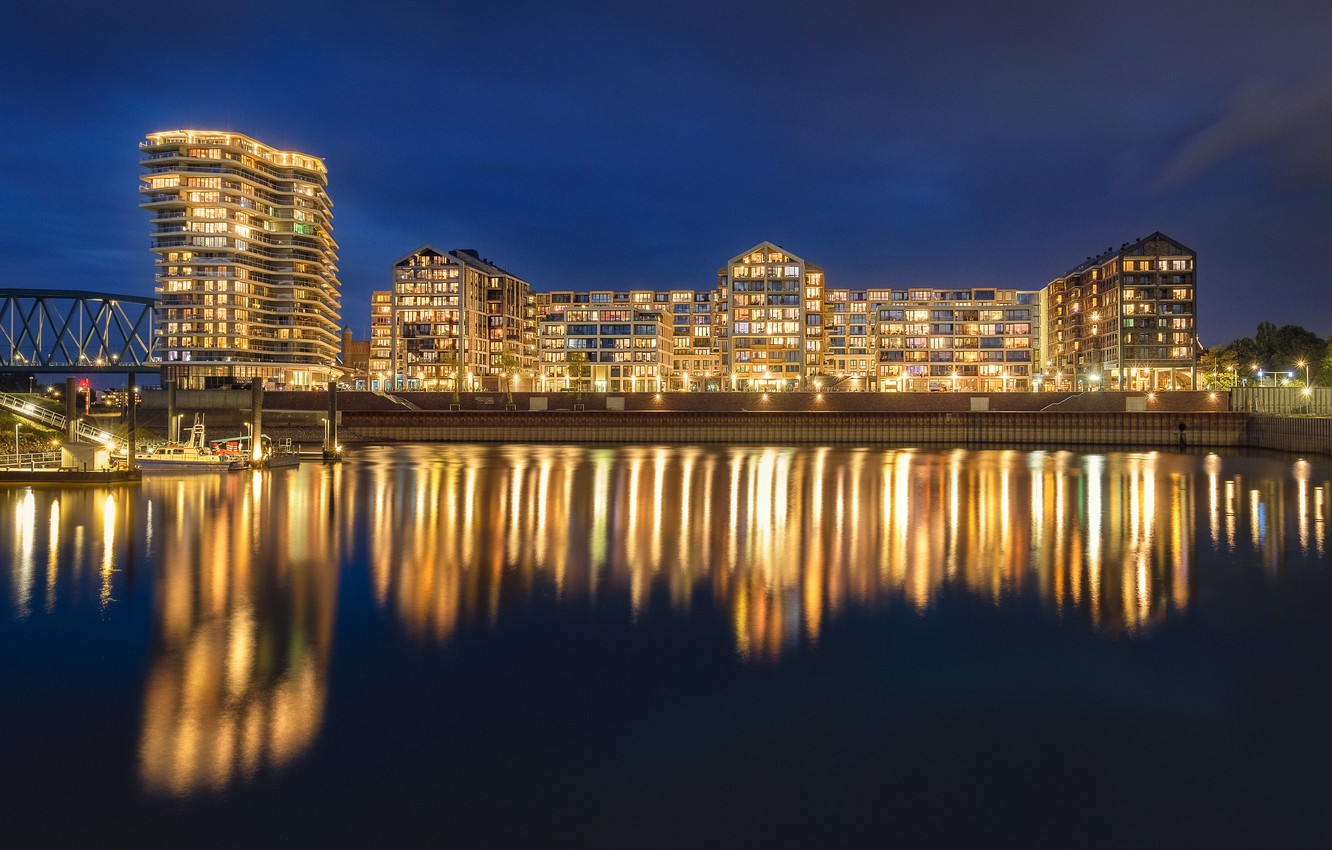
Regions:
[[2, 0, 1330, 343]]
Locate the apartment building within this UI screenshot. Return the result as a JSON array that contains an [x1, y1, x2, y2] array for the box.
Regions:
[[717, 242, 824, 390], [339, 327, 371, 388], [141, 130, 342, 389], [868, 288, 1040, 392], [386, 247, 532, 389], [667, 290, 720, 389], [537, 305, 672, 392], [821, 288, 871, 389], [369, 290, 392, 389], [364, 232, 1201, 395], [1043, 232, 1197, 390]]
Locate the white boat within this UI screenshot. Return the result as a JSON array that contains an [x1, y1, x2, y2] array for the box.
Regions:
[[135, 414, 231, 472]]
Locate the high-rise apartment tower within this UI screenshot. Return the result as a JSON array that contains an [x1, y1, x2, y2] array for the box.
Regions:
[[141, 130, 342, 388]]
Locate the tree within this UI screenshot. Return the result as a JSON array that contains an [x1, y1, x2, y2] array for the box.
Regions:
[[1206, 323, 1328, 386], [565, 350, 590, 404], [497, 353, 522, 407], [440, 349, 462, 404], [1198, 347, 1241, 389]]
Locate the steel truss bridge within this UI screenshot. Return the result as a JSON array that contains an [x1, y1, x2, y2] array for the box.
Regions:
[[0, 289, 157, 374]]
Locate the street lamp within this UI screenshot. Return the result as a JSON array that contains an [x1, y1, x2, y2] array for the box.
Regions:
[[1298, 360, 1311, 388]]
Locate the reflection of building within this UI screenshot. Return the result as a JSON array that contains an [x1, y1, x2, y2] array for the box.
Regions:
[[360, 445, 1315, 663], [141, 130, 342, 389], [1043, 232, 1197, 391], [137, 471, 340, 796]]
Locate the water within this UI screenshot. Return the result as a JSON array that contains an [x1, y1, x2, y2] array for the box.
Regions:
[[3, 445, 1331, 846]]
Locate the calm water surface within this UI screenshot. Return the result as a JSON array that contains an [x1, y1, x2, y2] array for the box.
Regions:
[[3, 444, 1332, 847]]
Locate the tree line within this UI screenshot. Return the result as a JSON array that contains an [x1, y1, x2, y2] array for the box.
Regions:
[[1200, 322, 1328, 388]]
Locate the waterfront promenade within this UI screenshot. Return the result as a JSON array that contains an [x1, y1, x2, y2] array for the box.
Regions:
[[125, 389, 1332, 456]]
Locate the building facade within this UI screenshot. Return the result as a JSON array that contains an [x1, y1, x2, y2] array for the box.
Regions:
[[1043, 232, 1197, 390], [387, 247, 532, 390], [821, 288, 871, 389], [717, 242, 825, 390], [869, 288, 1040, 392], [537, 305, 672, 392], [369, 290, 392, 389], [367, 233, 1199, 394], [141, 130, 341, 389], [339, 327, 371, 388]]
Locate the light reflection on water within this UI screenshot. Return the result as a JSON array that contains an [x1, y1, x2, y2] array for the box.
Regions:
[[357, 446, 1325, 657], [0, 445, 1328, 800]]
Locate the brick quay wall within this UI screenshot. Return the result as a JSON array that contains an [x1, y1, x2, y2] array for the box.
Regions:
[[135, 390, 1332, 455], [338, 410, 1250, 451]]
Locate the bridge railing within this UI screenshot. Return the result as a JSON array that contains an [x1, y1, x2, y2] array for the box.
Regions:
[[0, 288, 158, 372], [0, 451, 62, 469], [0, 392, 123, 448]]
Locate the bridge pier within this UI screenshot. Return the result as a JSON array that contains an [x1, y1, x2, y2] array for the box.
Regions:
[[324, 381, 341, 462], [127, 372, 137, 469], [166, 381, 178, 442], [64, 377, 77, 442], [251, 381, 264, 465]]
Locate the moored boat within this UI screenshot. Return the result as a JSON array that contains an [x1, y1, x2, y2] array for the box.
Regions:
[[135, 414, 231, 472]]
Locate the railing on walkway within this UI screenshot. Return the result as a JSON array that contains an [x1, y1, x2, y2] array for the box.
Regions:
[[0, 451, 62, 469], [1231, 387, 1332, 415], [0, 392, 122, 447]]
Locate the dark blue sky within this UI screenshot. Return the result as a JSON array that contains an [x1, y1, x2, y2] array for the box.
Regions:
[[2, 0, 1330, 343]]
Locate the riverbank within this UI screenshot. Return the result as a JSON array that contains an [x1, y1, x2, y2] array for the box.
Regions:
[[118, 390, 1332, 455], [0, 468, 141, 485]]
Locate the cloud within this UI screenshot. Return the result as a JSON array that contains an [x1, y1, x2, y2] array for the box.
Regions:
[[1157, 67, 1332, 187]]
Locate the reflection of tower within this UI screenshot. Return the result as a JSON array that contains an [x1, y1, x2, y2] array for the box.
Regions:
[[138, 471, 339, 796]]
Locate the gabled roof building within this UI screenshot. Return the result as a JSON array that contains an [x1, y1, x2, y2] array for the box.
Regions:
[[1042, 232, 1197, 391]]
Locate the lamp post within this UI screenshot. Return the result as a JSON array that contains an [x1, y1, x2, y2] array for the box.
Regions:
[[1298, 360, 1311, 388]]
